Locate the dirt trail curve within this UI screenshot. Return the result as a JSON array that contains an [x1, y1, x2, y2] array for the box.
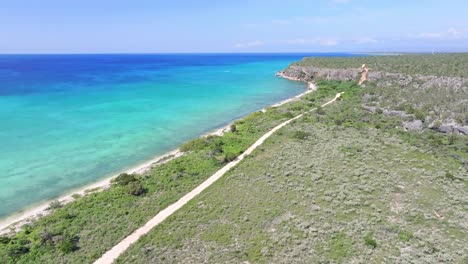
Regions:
[[94, 91, 344, 264]]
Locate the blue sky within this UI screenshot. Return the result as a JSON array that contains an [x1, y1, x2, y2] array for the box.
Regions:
[[1, 0, 467, 53]]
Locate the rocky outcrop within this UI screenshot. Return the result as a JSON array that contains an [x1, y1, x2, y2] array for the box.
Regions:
[[276, 66, 360, 82], [277, 64, 468, 135], [279, 65, 468, 90], [403, 120, 423, 131], [432, 122, 468, 135]]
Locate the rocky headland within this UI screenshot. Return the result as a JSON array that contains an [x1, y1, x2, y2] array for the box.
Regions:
[[277, 64, 468, 135]]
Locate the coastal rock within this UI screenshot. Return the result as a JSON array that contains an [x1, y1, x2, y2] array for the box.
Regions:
[[278, 63, 468, 136], [277, 66, 359, 82], [435, 125, 455, 133], [457, 126, 468, 135], [383, 109, 408, 118], [362, 105, 377, 113], [434, 124, 468, 135], [403, 120, 423, 131]]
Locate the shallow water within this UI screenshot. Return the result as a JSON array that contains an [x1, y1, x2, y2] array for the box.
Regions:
[[0, 53, 357, 218]]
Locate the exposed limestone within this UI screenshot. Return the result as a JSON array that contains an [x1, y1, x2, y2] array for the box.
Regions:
[[403, 120, 423, 131], [277, 66, 360, 82], [278, 64, 468, 135]]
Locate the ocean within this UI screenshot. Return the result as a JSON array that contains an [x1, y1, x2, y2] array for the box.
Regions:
[[0, 53, 357, 218]]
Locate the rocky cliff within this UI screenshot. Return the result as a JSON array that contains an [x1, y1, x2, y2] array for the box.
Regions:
[[277, 65, 360, 82], [277, 65, 468, 135]]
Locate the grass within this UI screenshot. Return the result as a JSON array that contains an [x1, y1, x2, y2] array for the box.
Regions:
[[293, 53, 468, 78], [398, 230, 414, 242], [290, 54, 468, 127], [0, 79, 345, 264], [364, 233, 378, 249], [115, 80, 467, 263], [2, 55, 468, 263]]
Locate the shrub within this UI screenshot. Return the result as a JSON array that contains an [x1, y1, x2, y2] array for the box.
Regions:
[[113, 173, 138, 186], [48, 200, 63, 210], [414, 110, 427, 121], [445, 171, 455, 180], [180, 138, 209, 152], [448, 133, 456, 145], [282, 112, 294, 118], [0, 236, 10, 244], [223, 152, 238, 163], [364, 234, 377, 248], [39, 230, 54, 246], [334, 117, 345, 126], [125, 181, 146, 196], [7, 243, 30, 258], [316, 106, 326, 115], [405, 105, 416, 114], [57, 235, 79, 253], [398, 230, 413, 242], [230, 124, 237, 133], [291, 131, 311, 140]]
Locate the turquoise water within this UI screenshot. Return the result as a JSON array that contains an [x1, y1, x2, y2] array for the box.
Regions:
[[0, 53, 355, 218]]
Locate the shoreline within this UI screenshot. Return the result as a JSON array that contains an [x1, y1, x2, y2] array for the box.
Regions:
[[0, 76, 312, 234]]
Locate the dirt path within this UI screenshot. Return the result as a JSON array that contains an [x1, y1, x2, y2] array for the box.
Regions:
[[358, 64, 369, 85], [94, 91, 344, 264]]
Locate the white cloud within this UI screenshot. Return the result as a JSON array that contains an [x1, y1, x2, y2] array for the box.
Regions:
[[234, 40, 265, 48], [448, 28, 460, 37], [318, 38, 339, 46], [354, 37, 379, 44], [419, 33, 442, 39], [282, 38, 307, 44], [411, 28, 465, 40], [281, 38, 339, 46]]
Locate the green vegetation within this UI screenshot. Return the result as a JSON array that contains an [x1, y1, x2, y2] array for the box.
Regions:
[[364, 233, 378, 249], [292, 54, 468, 128], [398, 230, 414, 242], [291, 130, 311, 140], [0, 80, 347, 263], [116, 80, 467, 263], [293, 53, 468, 78], [1, 55, 467, 263]]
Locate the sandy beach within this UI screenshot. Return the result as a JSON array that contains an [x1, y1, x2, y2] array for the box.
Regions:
[[0, 77, 312, 234]]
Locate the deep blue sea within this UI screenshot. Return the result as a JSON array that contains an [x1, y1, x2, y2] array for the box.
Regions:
[[0, 53, 358, 218]]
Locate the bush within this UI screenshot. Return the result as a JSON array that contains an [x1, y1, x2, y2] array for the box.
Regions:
[[180, 138, 209, 152], [113, 173, 138, 186], [48, 200, 63, 210], [291, 131, 311, 140], [125, 181, 146, 196], [398, 230, 413, 242], [364, 234, 377, 248], [448, 133, 456, 145], [282, 112, 294, 118], [57, 235, 79, 254], [0, 236, 11, 244], [223, 152, 238, 163], [445, 171, 456, 180], [316, 106, 326, 115], [414, 110, 427, 121], [230, 124, 237, 133], [7, 243, 30, 258]]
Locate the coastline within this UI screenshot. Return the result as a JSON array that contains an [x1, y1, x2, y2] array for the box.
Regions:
[[0, 76, 312, 234]]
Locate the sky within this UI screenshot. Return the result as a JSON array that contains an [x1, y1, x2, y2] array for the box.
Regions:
[[1, 0, 467, 53]]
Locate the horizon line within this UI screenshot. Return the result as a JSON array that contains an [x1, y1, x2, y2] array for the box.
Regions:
[[0, 51, 458, 55]]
